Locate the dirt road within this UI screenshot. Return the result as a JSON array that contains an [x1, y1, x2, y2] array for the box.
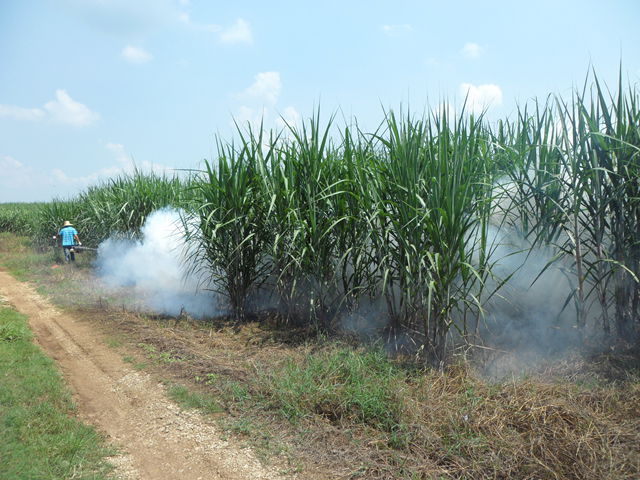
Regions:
[[0, 269, 288, 480]]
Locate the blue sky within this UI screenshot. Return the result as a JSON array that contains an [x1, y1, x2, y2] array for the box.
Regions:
[[1, 0, 639, 202]]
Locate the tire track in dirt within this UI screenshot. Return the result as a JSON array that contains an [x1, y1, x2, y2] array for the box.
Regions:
[[0, 270, 289, 480]]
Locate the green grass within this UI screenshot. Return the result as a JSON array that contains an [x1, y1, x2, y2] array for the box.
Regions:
[[167, 384, 224, 414], [0, 202, 44, 237], [263, 347, 408, 433], [0, 305, 116, 480], [0, 233, 52, 280], [0, 232, 74, 277], [105, 336, 123, 348], [176, 343, 411, 443], [2, 251, 55, 281], [136, 342, 182, 365], [122, 355, 147, 370]]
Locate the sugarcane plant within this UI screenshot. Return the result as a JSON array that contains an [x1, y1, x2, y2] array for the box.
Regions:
[[185, 130, 273, 321]]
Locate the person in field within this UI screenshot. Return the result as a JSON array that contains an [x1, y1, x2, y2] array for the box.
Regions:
[[56, 220, 81, 263]]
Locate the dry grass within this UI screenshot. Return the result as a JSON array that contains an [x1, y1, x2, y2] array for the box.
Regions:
[[74, 305, 640, 480], [404, 365, 640, 479]]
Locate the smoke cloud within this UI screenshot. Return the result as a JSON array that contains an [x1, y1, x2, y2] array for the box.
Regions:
[[92, 209, 604, 377], [475, 225, 601, 378], [96, 208, 222, 318]]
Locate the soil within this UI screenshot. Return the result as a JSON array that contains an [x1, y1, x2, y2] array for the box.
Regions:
[[0, 269, 292, 480]]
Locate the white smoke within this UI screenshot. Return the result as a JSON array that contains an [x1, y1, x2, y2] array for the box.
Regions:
[[96, 208, 222, 318], [474, 224, 600, 378]]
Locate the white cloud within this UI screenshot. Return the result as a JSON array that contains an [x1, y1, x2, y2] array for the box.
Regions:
[[0, 90, 99, 127], [52, 143, 177, 189], [122, 45, 153, 64], [178, 11, 217, 32], [233, 72, 301, 133], [0, 155, 54, 201], [1, 155, 22, 170], [276, 106, 301, 129], [51, 167, 117, 189], [49, 143, 127, 189], [64, 0, 178, 35], [43, 90, 100, 126], [67, 0, 250, 48], [461, 42, 484, 59], [178, 15, 252, 44], [0, 155, 37, 188], [459, 83, 503, 114], [105, 142, 176, 175], [218, 18, 252, 44], [0, 144, 180, 201], [0, 105, 46, 122], [233, 105, 267, 130], [381, 24, 413, 36], [106, 142, 130, 165], [241, 71, 282, 105]]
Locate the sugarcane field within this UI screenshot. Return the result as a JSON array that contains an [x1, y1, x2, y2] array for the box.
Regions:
[[1, 3, 640, 479]]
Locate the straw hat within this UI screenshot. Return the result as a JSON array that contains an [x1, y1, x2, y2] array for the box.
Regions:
[[62, 220, 73, 227]]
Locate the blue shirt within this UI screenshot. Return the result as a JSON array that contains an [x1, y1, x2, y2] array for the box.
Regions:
[[58, 226, 78, 246]]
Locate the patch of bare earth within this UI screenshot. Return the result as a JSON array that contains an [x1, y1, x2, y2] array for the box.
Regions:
[[0, 269, 296, 480]]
